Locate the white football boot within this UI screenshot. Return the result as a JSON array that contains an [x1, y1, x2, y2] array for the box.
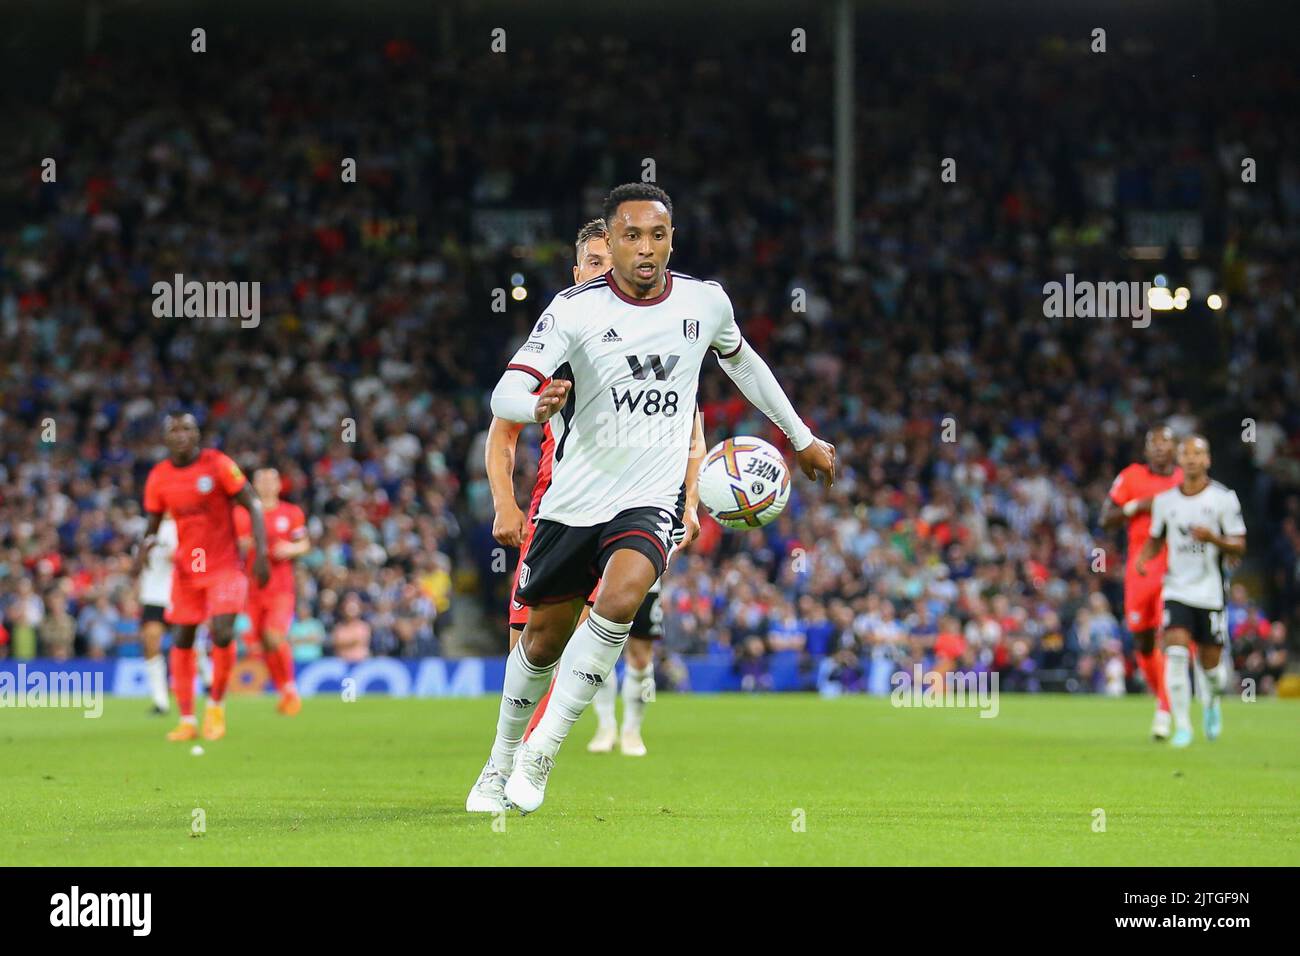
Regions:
[[587, 724, 618, 753], [1151, 707, 1172, 742], [465, 758, 513, 813], [504, 741, 554, 814], [620, 727, 647, 757]]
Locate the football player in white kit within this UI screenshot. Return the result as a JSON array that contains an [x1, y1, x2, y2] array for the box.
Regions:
[[484, 220, 705, 763], [137, 515, 177, 714], [470, 183, 835, 813], [1136, 435, 1246, 748]]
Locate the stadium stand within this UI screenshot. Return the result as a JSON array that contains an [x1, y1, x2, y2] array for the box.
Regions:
[[2, 29, 1296, 696]]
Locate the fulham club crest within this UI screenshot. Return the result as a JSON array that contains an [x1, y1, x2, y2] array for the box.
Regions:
[[683, 319, 699, 342]]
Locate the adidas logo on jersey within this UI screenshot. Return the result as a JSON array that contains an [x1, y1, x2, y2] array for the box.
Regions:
[[601, 329, 622, 342]]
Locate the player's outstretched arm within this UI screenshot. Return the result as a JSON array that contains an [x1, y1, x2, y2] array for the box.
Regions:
[[486, 416, 527, 548], [234, 483, 271, 587], [716, 340, 835, 487]]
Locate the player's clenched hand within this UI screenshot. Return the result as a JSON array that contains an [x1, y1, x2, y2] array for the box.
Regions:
[[253, 553, 271, 588], [1189, 525, 1214, 543], [534, 380, 571, 423], [795, 437, 836, 488], [493, 500, 527, 548], [677, 505, 700, 550]]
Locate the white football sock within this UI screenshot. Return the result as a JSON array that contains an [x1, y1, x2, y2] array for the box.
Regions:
[[592, 662, 618, 730], [145, 654, 170, 711], [490, 642, 555, 772], [1207, 655, 1229, 699], [1165, 645, 1192, 732], [621, 662, 654, 734], [531, 610, 630, 759], [1192, 656, 1210, 706]]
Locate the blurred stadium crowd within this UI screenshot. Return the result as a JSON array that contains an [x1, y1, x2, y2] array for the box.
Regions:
[[1, 33, 1296, 695]]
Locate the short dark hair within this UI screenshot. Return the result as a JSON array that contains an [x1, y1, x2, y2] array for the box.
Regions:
[[602, 183, 673, 225], [574, 218, 609, 263]]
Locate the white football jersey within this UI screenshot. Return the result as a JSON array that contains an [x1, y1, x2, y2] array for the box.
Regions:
[[139, 516, 178, 608], [505, 270, 742, 526], [1150, 480, 1246, 609]]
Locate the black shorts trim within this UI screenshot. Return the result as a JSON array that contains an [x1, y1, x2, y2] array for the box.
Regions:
[[141, 604, 167, 624], [598, 529, 667, 567]]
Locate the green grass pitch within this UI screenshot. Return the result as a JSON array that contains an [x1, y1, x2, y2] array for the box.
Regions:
[[2, 693, 1297, 866]]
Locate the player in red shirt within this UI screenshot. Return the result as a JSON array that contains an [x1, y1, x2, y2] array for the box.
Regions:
[[1101, 425, 1182, 741], [132, 414, 269, 742], [234, 468, 309, 716]]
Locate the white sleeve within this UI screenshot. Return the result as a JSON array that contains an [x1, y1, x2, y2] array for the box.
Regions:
[[1221, 490, 1247, 537], [708, 283, 813, 450], [492, 300, 574, 423], [718, 341, 814, 451], [1149, 493, 1167, 538], [708, 285, 744, 360], [491, 371, 545, 423]]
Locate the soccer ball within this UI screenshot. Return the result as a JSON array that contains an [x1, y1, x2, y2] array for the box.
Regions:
[[697, 436, 792, 530]]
